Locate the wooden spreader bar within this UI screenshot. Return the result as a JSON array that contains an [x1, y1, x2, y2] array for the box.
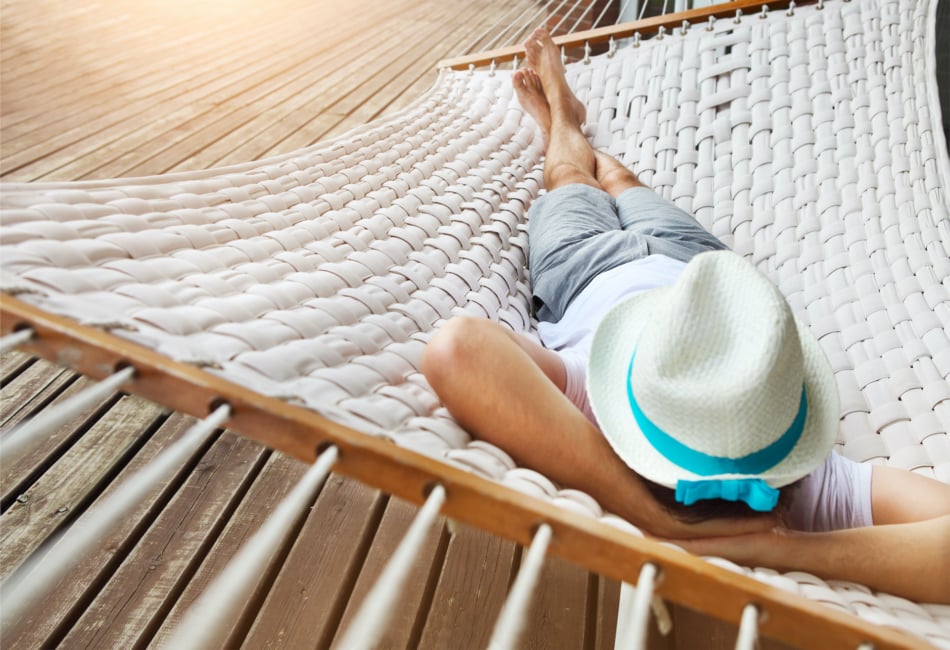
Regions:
[[438, 0, 813, 70], [0, 294, 922, 650]]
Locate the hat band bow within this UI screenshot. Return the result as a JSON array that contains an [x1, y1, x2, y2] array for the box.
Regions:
[[625, 352, 807, 511], [675, 477, 779, 512]]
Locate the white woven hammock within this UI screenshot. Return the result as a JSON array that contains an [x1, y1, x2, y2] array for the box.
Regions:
[[2, 0, 949, 646]]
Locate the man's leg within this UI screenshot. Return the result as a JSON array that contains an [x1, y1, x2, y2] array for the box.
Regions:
[[593, 150, 646, 196], [513, 63, 646, 197], [523, 29, 599, 191]]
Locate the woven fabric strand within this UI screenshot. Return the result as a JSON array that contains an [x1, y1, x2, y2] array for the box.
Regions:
[[1, 0, 948, 644]]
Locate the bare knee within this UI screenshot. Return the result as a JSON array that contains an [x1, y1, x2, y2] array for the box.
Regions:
[[596, 160, 644, 197], [422, 317, 487, 392], [544, 161, 602, 192]]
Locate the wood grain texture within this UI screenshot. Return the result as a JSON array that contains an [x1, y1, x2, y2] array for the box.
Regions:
[[0, 0, 540, 182], [148, 451, 305, 648], [331, 496, 448, 650], [3, 412, 209, 649], [0, 395, 166, 579], [416, 523, 518, 650], [240, 474, 387, 649]]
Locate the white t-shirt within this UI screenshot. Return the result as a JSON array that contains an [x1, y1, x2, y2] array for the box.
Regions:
[[537, 254, 873, 532]]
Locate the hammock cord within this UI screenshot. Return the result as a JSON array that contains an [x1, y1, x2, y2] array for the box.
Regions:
[[0, 404, 231, 631], [549, 0, 595, 36], [165, 446, 339, 649], [333, 485, 447, 649], [471, 0, 558, 53], [460, 1, 553, 55], [488, 524, 553, 649], [0, 366, 136, 464]]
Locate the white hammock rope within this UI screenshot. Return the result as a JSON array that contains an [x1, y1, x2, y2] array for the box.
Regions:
[[1, 0, 948, 646], [549, 0, 594, 36], [593, 0, 628, 32], [615, 563, 659, 650], [334, 484, 447, 649], [0, 365, 136, 463], [0, 404, 230, 630], [0, 328, 33, 354], [488, 523, 553, 650], [735, 604, 760, 650], [165, 445, 339, 649], [475, 0, 559, 53]]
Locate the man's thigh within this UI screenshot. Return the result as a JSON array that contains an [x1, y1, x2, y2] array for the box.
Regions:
[[528, 183, 620, 254], [614, 186, 728, 260], [528, 184, 649, 322]]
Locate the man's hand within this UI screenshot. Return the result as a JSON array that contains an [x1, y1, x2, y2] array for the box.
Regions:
[[644, 510, 779, 540], [670, 516, 950, 604]]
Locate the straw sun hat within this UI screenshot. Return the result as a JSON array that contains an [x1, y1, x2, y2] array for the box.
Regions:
[[587, 251, 839, 512]]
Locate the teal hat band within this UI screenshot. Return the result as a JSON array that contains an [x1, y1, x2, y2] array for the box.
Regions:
[[625, 352, 807, 510]]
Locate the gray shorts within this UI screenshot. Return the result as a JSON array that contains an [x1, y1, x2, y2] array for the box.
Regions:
[[528, 183, 728, 323]]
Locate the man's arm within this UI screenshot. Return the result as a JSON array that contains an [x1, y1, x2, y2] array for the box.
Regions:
[[677, 461, 950, 601], [421, 316, 776, 538], [675, 515, 950, 603], [871, 465, 950, 524]]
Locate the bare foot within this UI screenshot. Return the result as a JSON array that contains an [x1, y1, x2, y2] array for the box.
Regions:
[[513, 68, 587, 148], [513, 68, 552, 132], [522, 28, 566, 91], [521, 29, 587, 131]]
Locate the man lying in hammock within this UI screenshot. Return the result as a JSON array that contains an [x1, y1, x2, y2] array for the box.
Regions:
[[421, 28, 950, 604]]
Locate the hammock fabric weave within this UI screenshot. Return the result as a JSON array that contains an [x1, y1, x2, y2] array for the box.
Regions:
[[2, 0, 948, 645]]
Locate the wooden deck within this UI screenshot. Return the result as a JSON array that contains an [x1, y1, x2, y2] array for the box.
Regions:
[[0, 0, 632, 647], [1, 1, 796, 648], [1, 0, 538, 182]]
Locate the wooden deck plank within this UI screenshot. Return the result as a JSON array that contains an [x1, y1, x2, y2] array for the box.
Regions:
[[147, 8, 425, 176], [173, 2, 466, 169], [316, 10, 495, 142], [56, 2, 426, 180], [251, 0, 523, 157], [2, 412, 209, 649], [1, 3, 314, 173], [240, 475, 388, 648], [1, 0, 539, 181], [416, 523, 517, 650], [0, 2, 299, 138], [331, 497, 449, 649], [202, 0, 486, 165], [0, 8, 141, 113], [149, 451, 309, 648], [3, 13, 328, 179], [0, 395, 166, 579], [0, 375, 117, 508], [0, 357, 74, 430], [59, 431, 267, 649], [2, 20, 172, 134], [1, 18, 204, 145], [667, 603, 802, 650], [594, 577, 623, 650], [522, 555, 592, 650], [0, 349, 35, 383]]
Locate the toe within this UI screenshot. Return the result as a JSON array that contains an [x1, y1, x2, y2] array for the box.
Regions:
[[526, 69, 541, 89]]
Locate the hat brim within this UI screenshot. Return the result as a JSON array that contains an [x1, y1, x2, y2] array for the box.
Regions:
[[586, 289, 839, 490]]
